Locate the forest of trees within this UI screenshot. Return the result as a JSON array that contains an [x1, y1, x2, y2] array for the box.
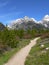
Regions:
[[0, 24, 49, 54]]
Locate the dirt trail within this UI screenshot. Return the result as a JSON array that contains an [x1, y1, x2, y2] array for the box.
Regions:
[[4, 37, 39, 65]]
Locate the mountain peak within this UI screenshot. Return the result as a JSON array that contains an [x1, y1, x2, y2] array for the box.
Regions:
[[8, 15, 49, 29], [44, 15, 49, 18], [42, 15, 49, 28], [43, 15, 49, 21], [24, 16, 29, 19]]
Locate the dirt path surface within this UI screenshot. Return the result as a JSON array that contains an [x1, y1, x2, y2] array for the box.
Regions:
[[4, 38, 39, 65]]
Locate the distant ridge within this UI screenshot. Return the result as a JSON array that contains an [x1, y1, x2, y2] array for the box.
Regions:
[[0, 22, 5, 30], [8, 15, 49, 30]]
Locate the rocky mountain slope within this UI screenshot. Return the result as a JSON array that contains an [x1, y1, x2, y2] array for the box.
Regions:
[[0, 22, 5, 30], [8, 15, 49, 30], [42, 15, 49, 28]]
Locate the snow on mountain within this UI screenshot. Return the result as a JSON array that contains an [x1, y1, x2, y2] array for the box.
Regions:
[[8, 15, 49, 30], [8, 16, 37, 29], [23, 16, 37, 22], [43, 15, 49, 21], [42, 15, 49, 28]]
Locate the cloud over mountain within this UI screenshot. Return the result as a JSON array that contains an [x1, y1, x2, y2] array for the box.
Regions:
[[8, 15, 49, 30], [42, 15, 49, 28]]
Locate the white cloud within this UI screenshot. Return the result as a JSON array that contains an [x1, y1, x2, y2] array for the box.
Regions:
[[9, 6, 16, 11], [42, 15, 49, 22], [0, 2, 8, 8], [0, 12, 23, 18], [0, 11, 23, 25], [44, 15, 49, 18]]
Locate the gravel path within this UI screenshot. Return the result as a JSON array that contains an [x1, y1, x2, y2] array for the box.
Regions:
[[4, 38, 39, 65]]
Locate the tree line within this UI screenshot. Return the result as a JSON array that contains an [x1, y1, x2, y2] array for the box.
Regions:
[[0, 26, 49, 54]]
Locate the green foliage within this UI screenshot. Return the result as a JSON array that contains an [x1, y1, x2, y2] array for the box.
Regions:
[[16, 30, 24, 38], [25, 38, 49, 65], [0, 39, 30, 65], [0, 29, 19, 50], [0, 23, 49, 55]]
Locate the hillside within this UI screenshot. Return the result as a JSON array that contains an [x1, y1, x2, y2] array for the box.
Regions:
[[0, 15, 49, 65], [25, 37, 49, 65], [0, 23, 5, 31], [8, 15, 49, 30]]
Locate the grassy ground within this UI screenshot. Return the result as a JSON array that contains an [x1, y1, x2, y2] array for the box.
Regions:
[[25, 38, 49, 65], [0, 39, 30, 65]]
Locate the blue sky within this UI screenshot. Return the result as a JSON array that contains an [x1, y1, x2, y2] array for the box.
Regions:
[[0, 0, 49, 25]]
